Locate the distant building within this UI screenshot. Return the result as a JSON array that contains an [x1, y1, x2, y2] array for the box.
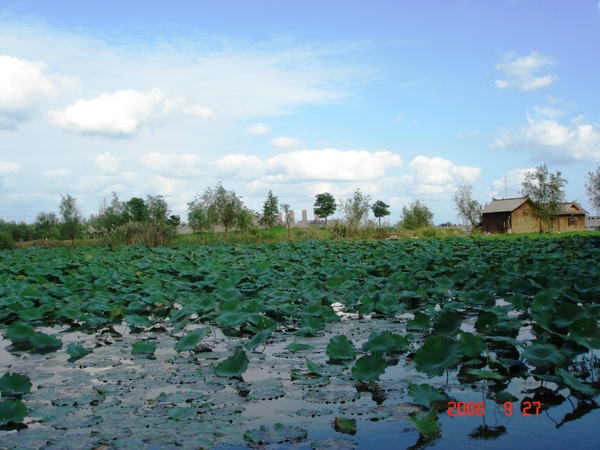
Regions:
[[481, 198, 588, 234]]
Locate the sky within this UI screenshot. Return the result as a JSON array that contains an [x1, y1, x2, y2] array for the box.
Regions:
[[1, 0, 600, 226]]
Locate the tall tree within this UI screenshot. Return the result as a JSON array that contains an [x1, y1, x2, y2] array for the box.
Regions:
[[187, 182, 246, 233], [313, 192, 337, 225], [586, 167, 600, 213], [259, 190, 279, 229], [34, 211, 60, 239], [146, 195, 171, 222], [59, 194, 82, 245], [521, 163, 567, 234], [371, 200, 390, 227], [339, 188, 371, 230], [453, 181, 482, 229], [125, 197, 149, 222], [400, 199, 433, 230], [280, 203, 292, 237]]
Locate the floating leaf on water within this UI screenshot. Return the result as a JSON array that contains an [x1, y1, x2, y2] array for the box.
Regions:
[[244, 423, 308, 444], [495, 391, 518, 404], [521, 342, 565, 368], [557, 368, 598, 397], [245, 328, 274, 351], [131, 340, 157, 356], [306, 359, 323, 376], [174, 327, 211, 352], [286, 342, 315, 352], [326, 335, 356, 361], [5, 322, 35, 343], [334, 417, 356, 435], [407, 312, 430, 330], [351, 354, 387, 382], [0, 399, 28, 426], [467, 368, 505, 381], [214, 347, 249, 378], [30, 332, 62, 352], [362, 332, 409, 354], [414, 335, 464, 378], [0, 372, 32, 397], [408, 383, 449, 407], [408, 412, 440, 439], [66, 344, 93, 362]]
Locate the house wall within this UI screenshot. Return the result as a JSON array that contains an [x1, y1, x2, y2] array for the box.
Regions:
[[555, 215, 586, 232], [482, 212, 511, 233], [511, 204, 540, 233]]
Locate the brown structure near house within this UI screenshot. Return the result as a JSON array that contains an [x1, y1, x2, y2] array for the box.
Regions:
[[481, 197, 589, 234]]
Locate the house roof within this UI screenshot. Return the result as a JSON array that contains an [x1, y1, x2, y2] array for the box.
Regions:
[[557, 201, 589, 216], [482, 197, 590, 216], [481, 198, 528, 214]]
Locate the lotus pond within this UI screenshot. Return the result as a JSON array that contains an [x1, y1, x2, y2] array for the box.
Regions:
[[0, 236, 599, 449]]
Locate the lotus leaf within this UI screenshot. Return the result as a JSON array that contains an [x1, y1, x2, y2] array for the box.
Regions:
[[408, 383, 449, 407], [174, 328, 211, 352], [414, 335, 464, 377], [333, 417, 356, 435], [351, 354, 387, 382], [66, 344, 93, 361], [306, 359, 323, 376], [131, 340, 157, 356], [0, 372, 32, 397], [521, 342, 565, 368], [214, 347, 249, 378], [408, 412, 440, 439], [0, 399, 28, 426], [326, 335, 356, 360], [362, 332, 409, 354], [407, 312, 430, 330], [244, 423, 308, 444], [569, 318, 600, 349], [5, 322, 35, 343], [30, 332, 62, 351], [557, 368, 598, 396]]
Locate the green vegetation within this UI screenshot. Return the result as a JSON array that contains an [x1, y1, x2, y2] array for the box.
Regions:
[[0, 235, 598, 446]]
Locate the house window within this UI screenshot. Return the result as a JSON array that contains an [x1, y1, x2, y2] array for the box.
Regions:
[[568, 217, 577, 226]]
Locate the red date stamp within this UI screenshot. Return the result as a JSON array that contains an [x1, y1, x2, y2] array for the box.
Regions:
[[447, 401, 542, 417]]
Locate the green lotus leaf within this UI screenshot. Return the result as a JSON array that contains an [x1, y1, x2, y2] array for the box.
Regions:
[[467, 369, 505, 381], [216, 313, 247, 328], [362, 332, 409, 354], [521, 342, 565, 368], [414, 335, 464, 377], [286, 343, 314, 352], [495, 391, 518, 404], [0, 373, 32, 397], [459, 332, 487, 358], [432, 310, 461, 336], [333, 417, 356, 435], [407, 312, 430, 330], [214, 347, 249, 378], [0, 399, 28, 426], [301, 316, 325, 331], [569, 318, 600, 349], [124, 314, 153, 328], [552, 302, 582, 328], [245, 328, 273, 351], [131, 340, 157, 356], [557, 368, 598, 396], [351, 354, 387, 382], [474, 311, 499, 334], [306, 359, 322, 376], [18, 308, 45, 321], [244, 423, 308, 445], [30, 332, 62, 352], [326, 335, 356, 360], [408, 383, 450, 407], [66, 344, 93, 362], [408, 412, 440, 439], [174, 328, 211, 352], [5, 322, 35, 343]]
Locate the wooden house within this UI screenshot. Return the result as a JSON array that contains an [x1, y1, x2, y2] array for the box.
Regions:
[[481, 198, 588, 234]]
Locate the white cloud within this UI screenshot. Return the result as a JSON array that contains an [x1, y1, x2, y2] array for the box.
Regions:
[[0, 55, 77, 129], [394, 115, 404, 123], [43, 168, 72, 178], [409, 156, 481, 186], [491, 113, 600, 163], [48, 89, 213, 137], [94, 153, 120, 174], [271, 137, 302, 149], [211, 154, 266, 181], [488, 168, 532, 200], [246, 123, 271, 136], [0, 161, 20, 175], [140, 152, 204, 178], [495, 51, 557, 91], [265, 149, 403, 182]]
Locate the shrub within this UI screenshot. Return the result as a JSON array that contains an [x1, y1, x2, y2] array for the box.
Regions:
[[96, 221, 176, 248], [0, 231, 14, 250], [421, 227, 439, 238]]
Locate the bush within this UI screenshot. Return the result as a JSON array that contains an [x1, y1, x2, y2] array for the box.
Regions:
[[0, 231, 14, 250], [421, 227, 439, 238], [96, 221, 176, 248]]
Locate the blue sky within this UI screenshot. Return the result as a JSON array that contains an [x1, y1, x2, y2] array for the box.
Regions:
[[1, 1, 599, 225]]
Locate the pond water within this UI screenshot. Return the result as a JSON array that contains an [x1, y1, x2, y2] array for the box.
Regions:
[[1, 315, 599, 449]]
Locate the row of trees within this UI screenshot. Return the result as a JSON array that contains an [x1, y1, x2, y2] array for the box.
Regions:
[[2, 163, 599, 246]]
